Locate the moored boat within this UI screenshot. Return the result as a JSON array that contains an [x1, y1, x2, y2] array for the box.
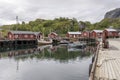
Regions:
[[59, 40, 70, 44], [67, 47, 83, 52], [68, 41, 86, 49], [38, 39, 52, 45]]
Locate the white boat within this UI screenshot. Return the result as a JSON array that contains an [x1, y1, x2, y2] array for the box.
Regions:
[[59, 40, 70, 44], [67, 48, 83, 52], [38, 39, 52, 45], [68, 41, 86, 48]]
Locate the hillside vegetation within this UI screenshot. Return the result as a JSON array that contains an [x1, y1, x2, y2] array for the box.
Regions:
[[0, 17, 120, 37], [0, 17, 92, 36]]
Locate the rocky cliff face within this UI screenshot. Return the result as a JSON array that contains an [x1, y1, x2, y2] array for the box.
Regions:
[[104, 8, 120, 18]]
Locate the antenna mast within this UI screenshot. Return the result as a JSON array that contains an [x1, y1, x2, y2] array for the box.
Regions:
[[16, 16, 19, 31]]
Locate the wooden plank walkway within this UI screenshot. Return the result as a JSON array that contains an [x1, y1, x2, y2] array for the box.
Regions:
[[94, 38, 120, 80]]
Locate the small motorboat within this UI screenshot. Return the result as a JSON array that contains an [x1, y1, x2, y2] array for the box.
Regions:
[[59, 40, 70, 44], [38, 39, 52, 45], [68, 41, 86, 49], [67, 47, 83, 52]]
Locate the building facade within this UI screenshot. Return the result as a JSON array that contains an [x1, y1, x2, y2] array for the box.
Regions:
[[66, 32, 81, 38], [8, 31, 42, 40], [103, 29, 119, 38], [91, 30, 103, 38], [48, 32, 58, 39], [81, 31, 91, 38]]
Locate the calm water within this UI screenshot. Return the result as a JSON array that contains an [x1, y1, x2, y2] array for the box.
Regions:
[[0, 44, 95, 80]]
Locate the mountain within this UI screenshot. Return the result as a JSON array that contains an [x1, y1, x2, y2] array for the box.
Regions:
[[104, 8, 120, 18]]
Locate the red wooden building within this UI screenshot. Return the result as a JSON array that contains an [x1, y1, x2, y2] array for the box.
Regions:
[[81, 31, 91, 38], [103, 29, 119, 38], [91, 30, 103, 38], [8, 31, 42, 40], [48, 32, 58, 39], [66, 32, 81, 38]]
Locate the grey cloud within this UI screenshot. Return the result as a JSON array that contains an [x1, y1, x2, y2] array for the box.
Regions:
[[0, 0, 120, 25]]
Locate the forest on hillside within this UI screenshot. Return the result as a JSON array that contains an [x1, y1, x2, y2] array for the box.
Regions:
[[0, 17, 120, 37]]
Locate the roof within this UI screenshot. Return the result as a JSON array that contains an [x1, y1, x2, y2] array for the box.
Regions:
[[105, 28, 117, 32], [49, 32, 58, 35], [83, 31, 91, 33], [92, 30, 103, 33], [33, 32, 42, 35], [9, 31, 41, 35], [68, 32, 81, 34]]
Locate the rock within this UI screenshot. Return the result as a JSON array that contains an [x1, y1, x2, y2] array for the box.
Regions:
[[104, 8, 120, 18]]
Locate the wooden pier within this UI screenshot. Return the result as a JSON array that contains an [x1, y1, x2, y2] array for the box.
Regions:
[[0, 39, 37, 52], [89, 38, 120, 80]]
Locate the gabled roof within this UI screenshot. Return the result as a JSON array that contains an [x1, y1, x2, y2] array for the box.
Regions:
[[68, 32, 81, 34], [9, 31, 41, 35], [105, 28, 117, 32], [33, 32, 42, 35], [92, 30, 103, 33], [49, 32, 58, 36]]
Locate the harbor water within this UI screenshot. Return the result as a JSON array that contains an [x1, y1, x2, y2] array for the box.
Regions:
[[0, 44, 96, 80]]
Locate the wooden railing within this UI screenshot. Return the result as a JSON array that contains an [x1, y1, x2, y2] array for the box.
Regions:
[[89, 44, 100, 80]]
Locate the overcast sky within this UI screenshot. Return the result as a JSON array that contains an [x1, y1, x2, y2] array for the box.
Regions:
[[0, 0, 120, 25]]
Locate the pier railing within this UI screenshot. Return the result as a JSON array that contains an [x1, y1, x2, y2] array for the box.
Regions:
[[89, 44, 100, 80]]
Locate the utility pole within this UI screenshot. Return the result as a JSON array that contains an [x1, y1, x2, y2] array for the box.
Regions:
[[16, 16, 19, 31], [78, 22, 81, 31]]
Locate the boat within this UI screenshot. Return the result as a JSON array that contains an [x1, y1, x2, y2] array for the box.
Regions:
[[68, 41, 86, 49], [59, 40, 70, 44], [67, 47, 83, 52], [37, 45, 52, 49], [38, 39, 52, 45]]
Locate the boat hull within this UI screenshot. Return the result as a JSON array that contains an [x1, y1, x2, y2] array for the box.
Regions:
[[68, 42, 86, 49], [38, 40, 52, 45]]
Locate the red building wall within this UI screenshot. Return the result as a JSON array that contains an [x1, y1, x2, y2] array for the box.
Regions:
[[66, 33, 81, 38], [91, 31, 103, 38], [8, 32, 39, 40], [103, 30, 119, 38], [81, 31, 91, 38], [8, 32, 14, 40], [36, 33, 42, 40], [48, 33, 58, 39]]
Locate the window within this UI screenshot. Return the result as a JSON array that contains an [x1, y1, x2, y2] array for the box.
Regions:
[[15, 34, 18, 38], [84, 33, 87, 36], [30, 35, 33, 38], [108, 32, 112, 36], [24, 35, 28, 38], [9, 35, 12, 38], [70, 35, 72, 37]]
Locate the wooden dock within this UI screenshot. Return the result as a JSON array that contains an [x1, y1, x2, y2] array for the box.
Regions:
[[89, 38, 120, 80], [0, 39, 37, 52]]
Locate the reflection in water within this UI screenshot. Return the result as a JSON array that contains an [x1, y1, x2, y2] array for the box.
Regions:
[[1, 45, 94, 62], [0, 44, 96, 80]]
